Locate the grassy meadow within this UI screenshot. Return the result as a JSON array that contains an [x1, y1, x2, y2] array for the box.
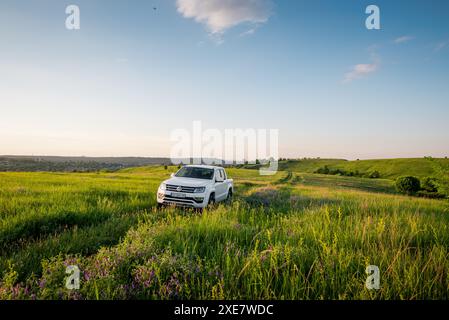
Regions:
[[0, 163, 448, 300]]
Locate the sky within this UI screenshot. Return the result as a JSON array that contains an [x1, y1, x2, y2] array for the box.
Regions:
[[0, 0, 448, 160]]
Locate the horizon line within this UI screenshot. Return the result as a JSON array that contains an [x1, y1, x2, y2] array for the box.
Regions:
[[1, 154, 447, 162]]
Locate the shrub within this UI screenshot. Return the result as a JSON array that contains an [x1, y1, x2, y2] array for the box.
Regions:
[[421, 177, 438, 193], [396, 176, 421, 195], [315, 166, 330, 174]]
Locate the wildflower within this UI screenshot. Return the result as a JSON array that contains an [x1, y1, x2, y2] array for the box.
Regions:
[[39, 279, 46, 289]]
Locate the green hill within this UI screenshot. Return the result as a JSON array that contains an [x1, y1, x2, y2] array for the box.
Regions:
[[279, 158, 449, 179]]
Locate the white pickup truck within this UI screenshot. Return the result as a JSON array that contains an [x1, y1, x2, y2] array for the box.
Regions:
[[157, 165, 234, 209]]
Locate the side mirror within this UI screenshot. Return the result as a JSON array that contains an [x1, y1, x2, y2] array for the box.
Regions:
[[215, 177, 224, 183]]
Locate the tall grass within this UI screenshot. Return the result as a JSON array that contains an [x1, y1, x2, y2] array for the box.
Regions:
[[0, 169, 448, 300]]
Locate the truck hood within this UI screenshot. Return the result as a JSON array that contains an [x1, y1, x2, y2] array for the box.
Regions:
[[163, 177, 212, 187]]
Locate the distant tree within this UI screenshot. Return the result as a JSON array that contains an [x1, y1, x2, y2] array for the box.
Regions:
[[164, 165, 168, 170], [396, 176, 421, 195], [255, 159, 260, 165]]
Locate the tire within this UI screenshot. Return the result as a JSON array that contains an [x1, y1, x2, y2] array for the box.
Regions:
[[157, 203, 163, 209], [208, 193, 215, 207], [226, 189, 233, 203]]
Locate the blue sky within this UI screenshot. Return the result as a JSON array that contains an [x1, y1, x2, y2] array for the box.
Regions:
[[0, 0, 448, 159]]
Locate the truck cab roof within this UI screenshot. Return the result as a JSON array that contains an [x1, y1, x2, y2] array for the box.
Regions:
[[184, 164, 224, 170]]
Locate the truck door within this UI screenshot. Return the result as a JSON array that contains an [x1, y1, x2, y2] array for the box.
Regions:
[[215, 169, 227, 201]]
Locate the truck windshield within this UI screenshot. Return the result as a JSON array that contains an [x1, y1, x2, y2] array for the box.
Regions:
[[175, 167, 214, 180]]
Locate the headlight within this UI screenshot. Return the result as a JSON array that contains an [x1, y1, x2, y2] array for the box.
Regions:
[[194, 187, 206, 193], [159, 183, 166, 190]]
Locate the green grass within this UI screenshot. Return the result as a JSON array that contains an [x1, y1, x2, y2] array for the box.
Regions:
[[0, 166, 448, 300], [0, 168, 165, 279]]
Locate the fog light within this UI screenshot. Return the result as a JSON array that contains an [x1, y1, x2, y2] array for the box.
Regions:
[[157, 192, 164, 199], [193, 197, 204, 202]]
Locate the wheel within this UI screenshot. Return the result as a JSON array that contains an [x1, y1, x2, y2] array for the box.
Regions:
[[157, 203, 164, 209], [226, 189, 233, 203], [208, 193, 215, 207]]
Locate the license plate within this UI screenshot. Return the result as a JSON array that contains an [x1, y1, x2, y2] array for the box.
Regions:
[[171, 192, 186, 198]]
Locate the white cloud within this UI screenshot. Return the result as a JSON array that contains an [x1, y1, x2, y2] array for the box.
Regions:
[[394, 35, 414, 44], [343, 61, 379, 83], [176, 0, 273, 34], [434, 40, 449, 52], [239, 28, 256, 37]]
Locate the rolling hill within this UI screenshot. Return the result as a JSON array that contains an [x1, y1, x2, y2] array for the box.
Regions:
[[278, 157, 449, 179]]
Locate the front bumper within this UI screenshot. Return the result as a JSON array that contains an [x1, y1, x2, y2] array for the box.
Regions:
[[157, 189, 207, 208]]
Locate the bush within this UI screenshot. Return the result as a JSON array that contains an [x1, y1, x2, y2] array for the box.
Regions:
[[316, 165, 330, 174], [396, 176, 421, 195], [421, 177, 438, 193]]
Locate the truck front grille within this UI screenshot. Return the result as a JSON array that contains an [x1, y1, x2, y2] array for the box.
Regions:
[[166, 184, 196, 193]]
